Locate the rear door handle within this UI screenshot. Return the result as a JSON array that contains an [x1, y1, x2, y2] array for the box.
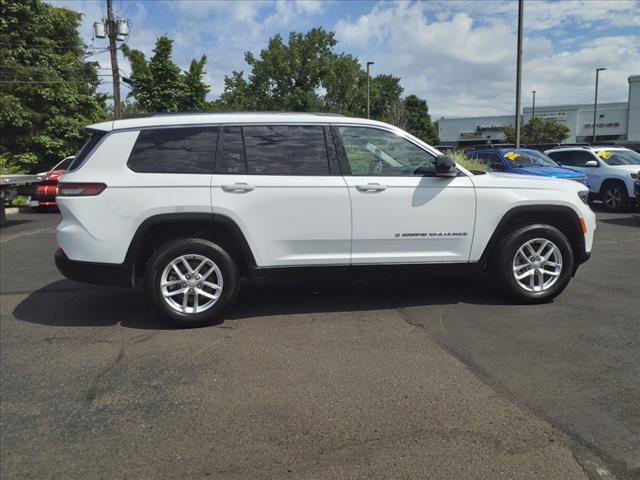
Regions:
[[221, 183, 256, 193], [355, 183, 387, 192]]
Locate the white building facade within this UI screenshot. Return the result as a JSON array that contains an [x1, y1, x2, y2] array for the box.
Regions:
[[438, 75, 640, 147]]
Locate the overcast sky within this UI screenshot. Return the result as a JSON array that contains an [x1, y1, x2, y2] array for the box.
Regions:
[[48, 0, 640, 118]]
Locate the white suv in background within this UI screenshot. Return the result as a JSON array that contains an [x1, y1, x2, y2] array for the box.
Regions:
[[55, 113, 595, 326], [545, 146, 640, 211]]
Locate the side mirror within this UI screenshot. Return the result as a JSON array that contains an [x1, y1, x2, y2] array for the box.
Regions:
[[435, 154, 457, 177], [585, 160, 599, 167]]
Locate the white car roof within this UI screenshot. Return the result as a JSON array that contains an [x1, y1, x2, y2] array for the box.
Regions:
[[88, 112, 394, 132]]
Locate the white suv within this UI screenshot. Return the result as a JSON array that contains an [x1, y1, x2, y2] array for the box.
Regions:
[[545, 146, 640, 211], [55, 113, 595, 326]]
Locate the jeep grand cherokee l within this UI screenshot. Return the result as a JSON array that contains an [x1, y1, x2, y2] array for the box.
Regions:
[[55, 113, 595, 326]]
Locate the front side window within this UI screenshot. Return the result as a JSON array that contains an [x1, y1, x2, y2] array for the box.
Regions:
[[338, 126, 435, 176], [128, 127, 218, 174], [243, 125, 329, 175]]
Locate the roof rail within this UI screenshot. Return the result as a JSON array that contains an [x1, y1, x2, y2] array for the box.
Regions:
[[146, 111, 346, 117]]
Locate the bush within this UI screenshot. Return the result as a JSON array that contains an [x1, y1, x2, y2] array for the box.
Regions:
[[441, 149, 489, 173]]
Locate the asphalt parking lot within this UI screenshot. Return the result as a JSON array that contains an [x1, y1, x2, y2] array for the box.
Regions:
[[1, 208, 638, 479]]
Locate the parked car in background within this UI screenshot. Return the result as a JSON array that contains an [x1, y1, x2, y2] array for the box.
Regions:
[[30, 156, 74, 211], [465, 148, 589, 186], [545, 146, 640, 211]]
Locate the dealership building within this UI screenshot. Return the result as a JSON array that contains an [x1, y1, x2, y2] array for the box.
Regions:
[[438, 75, 640, 147]]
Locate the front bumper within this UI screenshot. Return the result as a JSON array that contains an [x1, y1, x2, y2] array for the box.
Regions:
[[55, 248, 133, 288]]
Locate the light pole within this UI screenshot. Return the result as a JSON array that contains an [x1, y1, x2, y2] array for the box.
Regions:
[[514, 0, 524, 147], [531, 90, 536, 120], [592, 67, 606, 143], [366, 61, 375, 119]]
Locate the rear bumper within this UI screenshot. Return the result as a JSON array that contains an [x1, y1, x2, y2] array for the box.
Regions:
[[55, 248, 133, 288]]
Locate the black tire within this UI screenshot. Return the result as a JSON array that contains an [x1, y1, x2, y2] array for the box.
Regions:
[[601, 182, 628, 212], [144, 238, 240, 327], [490, 224, 574, 304]]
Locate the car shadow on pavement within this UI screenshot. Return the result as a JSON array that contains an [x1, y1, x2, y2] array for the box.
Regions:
[[13, 274, 510, 330], [599, 214, 640, 228]]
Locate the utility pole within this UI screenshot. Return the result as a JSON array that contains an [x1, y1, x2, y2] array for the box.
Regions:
[[366, 61, 375, 119], [514, 0, 524, 147], [531, 90, 536, 119], [592, 67, 606, 143], [106, 0, 122, 119]]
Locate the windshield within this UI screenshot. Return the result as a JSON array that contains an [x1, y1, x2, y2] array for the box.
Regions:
[[503, 150, 559, 168], [594, 149, 640, 166]]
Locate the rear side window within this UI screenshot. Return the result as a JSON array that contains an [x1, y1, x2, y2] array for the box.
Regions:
[[217, 126, 246, 174], [67, 132, 105, 171], [243, 125, 329, 175], [128, 127, 218, 174]]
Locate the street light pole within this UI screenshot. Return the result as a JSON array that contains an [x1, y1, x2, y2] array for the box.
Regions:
[[592, 67, 606, 143], [531, 90, 536, 119], [106, 0, 122, 120], [366, 61, 375, 119], [514, 0, 524, 147]]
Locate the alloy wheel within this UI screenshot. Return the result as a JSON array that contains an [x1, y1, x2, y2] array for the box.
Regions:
[[160, 254, 223, 314], [512, 238, 563, 293], [604, 186, 623, 210]]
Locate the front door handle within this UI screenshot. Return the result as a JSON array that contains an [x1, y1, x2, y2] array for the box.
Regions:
[[355, 183, 387, 192], [221, 183, 256, 193]]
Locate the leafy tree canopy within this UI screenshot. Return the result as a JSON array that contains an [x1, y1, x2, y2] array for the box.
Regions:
[[122, 36, 210, 113], [0, 0, 107, 173], [220, 28, 409, 120], [501, 117, 570, 144], [403, 94, 439, 144]]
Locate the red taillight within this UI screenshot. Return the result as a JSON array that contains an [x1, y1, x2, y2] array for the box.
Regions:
[[57, 182, 106, 197]]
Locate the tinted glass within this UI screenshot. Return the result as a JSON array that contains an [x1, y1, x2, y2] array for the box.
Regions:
[[67, 132, 104, 171], [243, 125, 329, 175], [128, 127, 217, 174], [338, 126, 435, 176], [475, 152, 505, 170], [217, 126, 246, 174], [546, 151, 572, 165]]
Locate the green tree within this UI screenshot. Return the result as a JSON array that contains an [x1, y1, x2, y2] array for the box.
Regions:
[[122, 36, 209, 113], [220, 28, 404, 118], [403, 94, 438, 144], [0, 0, 107, 173], [370, 74, 403, 119], [501, 117, 570, 144]]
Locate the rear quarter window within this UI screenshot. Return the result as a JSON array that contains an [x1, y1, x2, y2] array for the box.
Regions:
[[67, 132, 105, 171], [128, 127, 218, 174]]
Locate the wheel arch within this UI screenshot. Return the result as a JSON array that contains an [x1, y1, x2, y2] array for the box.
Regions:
[[598, 177, 628, 195], [125, 213, 256, 283], [479, 205, 587, 272]]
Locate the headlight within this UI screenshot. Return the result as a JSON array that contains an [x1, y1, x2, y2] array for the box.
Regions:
[[631, 172, 638, 179], [577, 191, 589, 204]]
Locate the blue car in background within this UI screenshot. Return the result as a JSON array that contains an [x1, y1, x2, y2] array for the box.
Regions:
[[466, 148, 589, 186]]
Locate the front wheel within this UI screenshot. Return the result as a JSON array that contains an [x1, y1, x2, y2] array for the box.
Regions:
[[145, 238, 240, 327], [490, 224, 574, 303], [602, 182, 628, 212]]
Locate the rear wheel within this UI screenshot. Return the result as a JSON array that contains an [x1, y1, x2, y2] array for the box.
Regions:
[[490, 224, 574, 303], [601, 182, 628, 212], [145, 238, 239, 327]]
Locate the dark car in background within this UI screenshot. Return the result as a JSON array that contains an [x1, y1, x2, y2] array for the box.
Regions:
[[29, 156, 74, 211]]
